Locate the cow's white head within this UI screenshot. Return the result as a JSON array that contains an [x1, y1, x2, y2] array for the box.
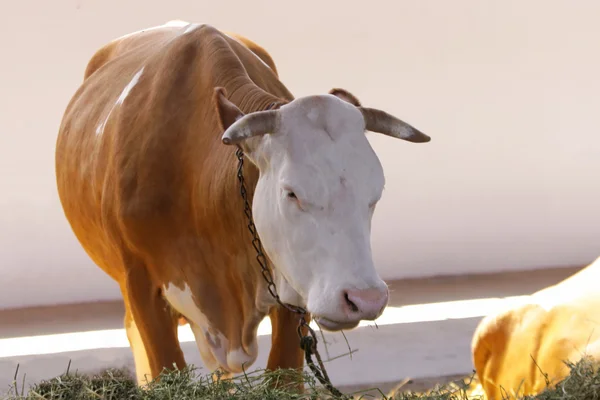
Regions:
[[215, 87, 430, 331]]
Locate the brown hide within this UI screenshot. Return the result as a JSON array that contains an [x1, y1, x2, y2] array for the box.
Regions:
[[55, 23, 309, 383], [471, 257, 600, 399]]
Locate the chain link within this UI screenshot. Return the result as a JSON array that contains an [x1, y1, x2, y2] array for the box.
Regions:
[[235, 147, 346, 399]]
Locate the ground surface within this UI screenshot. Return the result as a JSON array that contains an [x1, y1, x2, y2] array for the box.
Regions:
[[0, 266, 581, 396]]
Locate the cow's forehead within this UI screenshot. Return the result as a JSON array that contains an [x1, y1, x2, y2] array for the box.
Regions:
[[269, 95, 385, 195], [279, 95, 365, 140]]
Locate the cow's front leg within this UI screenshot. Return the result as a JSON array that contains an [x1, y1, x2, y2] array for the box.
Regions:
[[125, 263, 186, 381], [267, 306, 311, 391]]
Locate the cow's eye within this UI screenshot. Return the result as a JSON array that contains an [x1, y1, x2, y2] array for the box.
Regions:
[[282, 186, 306, 210], [284, 190, 305, 211]]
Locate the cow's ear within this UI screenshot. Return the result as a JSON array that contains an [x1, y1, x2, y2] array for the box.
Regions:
[[213, 87, 244, 131], [329, 88, 362, 107]]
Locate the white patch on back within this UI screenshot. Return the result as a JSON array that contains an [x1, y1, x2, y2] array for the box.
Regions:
[[95, 115, 110, 136], [125, 318, 152, 386], [95, 67, 144, 136], [117, 67, 144, 105], [183, 23, 202, 34], [162, 282, 258, 373], [115, 20, 191, 41]]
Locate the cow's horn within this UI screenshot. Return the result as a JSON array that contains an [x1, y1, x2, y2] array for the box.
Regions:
[[221, 110, 281, 145], [358, 107, 430, 143]]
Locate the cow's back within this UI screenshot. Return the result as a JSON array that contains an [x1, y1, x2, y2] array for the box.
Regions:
[[55, 23, 292, 283], [472, 258, 600, 399]]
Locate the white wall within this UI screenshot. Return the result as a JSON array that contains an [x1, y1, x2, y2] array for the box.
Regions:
[[1, 0, 599, 310]]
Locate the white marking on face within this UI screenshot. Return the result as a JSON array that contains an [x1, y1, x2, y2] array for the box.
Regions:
[[95, 67, 144, 136], [247, 94, 389, 329], [125, 317, 152, 386], [162, 283, 258, 373]]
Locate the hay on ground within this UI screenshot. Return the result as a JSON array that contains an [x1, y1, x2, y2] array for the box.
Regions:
[[4, 356, 599, 400]]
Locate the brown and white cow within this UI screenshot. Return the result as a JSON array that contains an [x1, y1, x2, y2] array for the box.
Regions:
[[471, 256, 600, 399], [55, 20, 431, 386]]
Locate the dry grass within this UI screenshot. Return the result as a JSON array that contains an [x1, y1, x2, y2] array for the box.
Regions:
[[3, 356, 598, 400]]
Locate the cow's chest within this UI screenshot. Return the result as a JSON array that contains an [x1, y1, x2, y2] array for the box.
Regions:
[[162, 282, 259, 374]]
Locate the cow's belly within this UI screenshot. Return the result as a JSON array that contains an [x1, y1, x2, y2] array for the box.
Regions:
[[56, 126, 126, 282], [55, 171, 125, 281], [162, 282, 259, 374]]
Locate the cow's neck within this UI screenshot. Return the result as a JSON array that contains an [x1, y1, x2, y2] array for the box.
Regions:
[[221, 78, 285, 114], [160, 86, 287, 367], [220, 88, 285, 309]]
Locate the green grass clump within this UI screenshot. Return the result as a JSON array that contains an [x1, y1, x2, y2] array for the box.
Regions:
[[3, 356, 599, 400]]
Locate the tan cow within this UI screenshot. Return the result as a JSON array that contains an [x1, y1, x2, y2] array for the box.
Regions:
[[55, 20, 431, 386], [471, 256, 600, 399]]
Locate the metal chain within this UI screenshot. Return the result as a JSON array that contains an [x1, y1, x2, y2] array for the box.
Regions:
[[235, 147, 346, 399]]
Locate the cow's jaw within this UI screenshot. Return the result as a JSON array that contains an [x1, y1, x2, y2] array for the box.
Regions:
[[246, 95, 389, 331]]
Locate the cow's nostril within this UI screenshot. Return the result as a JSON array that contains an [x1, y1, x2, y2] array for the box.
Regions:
[[342, 287, 389, 320], [344, 292, 359, 313]]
